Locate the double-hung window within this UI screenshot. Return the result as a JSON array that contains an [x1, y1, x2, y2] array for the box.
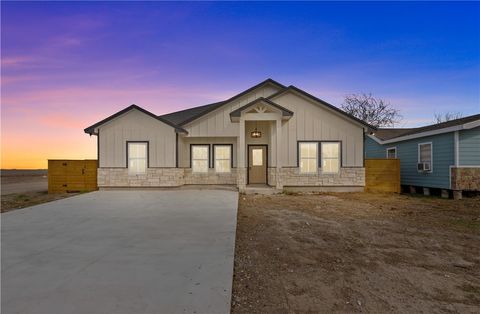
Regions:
[[128, 142, 148, 174], [418, 143, 432, 172], [386, 147, 397, 159], [321, 142, 340, 173], [299, 142, 318, 173], [214, 145, 231, 173], [191, 145, 209, 173]]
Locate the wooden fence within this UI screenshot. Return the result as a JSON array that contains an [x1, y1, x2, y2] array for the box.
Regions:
[[365, 159, 401, 193], [48, 160, 98, 193]]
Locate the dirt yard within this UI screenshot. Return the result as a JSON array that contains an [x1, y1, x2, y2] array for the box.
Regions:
[[1, 169, 47, 195], [1, 191, 79, 213], [1, 170, 78, 213], [232, 193, 480, 313]]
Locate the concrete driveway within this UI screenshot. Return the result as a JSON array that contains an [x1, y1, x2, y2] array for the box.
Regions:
[[2, 190, 238, 314]]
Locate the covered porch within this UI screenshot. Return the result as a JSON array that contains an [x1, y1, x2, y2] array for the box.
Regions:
[[230, 98, 293, 191]]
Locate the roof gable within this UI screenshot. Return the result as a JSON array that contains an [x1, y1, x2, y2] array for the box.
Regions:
[[160, 78, 286, 126], [84, 104, 187, 135], [229, 97, 294, 120], [268, 86, 374, 129]]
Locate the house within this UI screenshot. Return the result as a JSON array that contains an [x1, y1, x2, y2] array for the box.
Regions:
[[365, 114, 480, 198], [84, 79, 372, 192]]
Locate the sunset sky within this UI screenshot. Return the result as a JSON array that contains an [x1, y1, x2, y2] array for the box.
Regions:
[[2, 1, 479, 169]]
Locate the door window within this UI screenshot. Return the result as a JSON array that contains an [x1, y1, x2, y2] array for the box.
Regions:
[[252, 149, 263, 166]]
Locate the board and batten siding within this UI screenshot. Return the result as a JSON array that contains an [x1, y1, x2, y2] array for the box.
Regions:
[[365, 133, 455, 189], [459, 127, 480, 166], [271, 91, 365, 167], [98, 109, 176, 168], [182, 84, 282, 137]]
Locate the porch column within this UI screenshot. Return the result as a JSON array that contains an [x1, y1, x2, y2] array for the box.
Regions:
[[237, 117, 246, 190], [276, 118, 283, 189]]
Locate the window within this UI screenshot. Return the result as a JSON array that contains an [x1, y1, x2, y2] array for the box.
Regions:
[[191, 145, 209, 173], [418, 142, 432, 172], [299, 142, 318, 173], [321, 142, 340, 173], [214, 145, 231, 173], [386, 147, 397, 159], [252, 148, 263, 166], [127, 142, 148, 174]]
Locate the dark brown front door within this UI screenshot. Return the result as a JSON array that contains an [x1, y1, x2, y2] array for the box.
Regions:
[[248, 145, 267, 184]]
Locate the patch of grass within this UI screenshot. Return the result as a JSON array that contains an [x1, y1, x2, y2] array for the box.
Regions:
[[451, 218, 480, 231], [461, 284, 480, 294], [15, 194, 31, 202]]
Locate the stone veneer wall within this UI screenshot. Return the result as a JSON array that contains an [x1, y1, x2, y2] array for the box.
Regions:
[[269, 167, 365, 187], [184, 168, 237, 185], [97, 168, 184, 187], [237, 168, 247, 191], [98, 167, 365, 188], [451, 167, 480, 191]]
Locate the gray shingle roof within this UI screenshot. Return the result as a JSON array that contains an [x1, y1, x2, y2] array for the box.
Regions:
[[160, 78, 286, 126], [160, 101, 225, 125]]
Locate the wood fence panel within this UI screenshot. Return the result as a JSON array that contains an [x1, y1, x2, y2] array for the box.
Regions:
[[48, 160, 98, 193], [365, 159, 401, 193]]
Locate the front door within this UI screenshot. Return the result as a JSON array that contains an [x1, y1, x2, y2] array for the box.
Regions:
[[248, 145, 267, 184]]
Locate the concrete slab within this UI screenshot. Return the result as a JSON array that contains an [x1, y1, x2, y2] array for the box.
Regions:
[[1, 190, 239, 314]]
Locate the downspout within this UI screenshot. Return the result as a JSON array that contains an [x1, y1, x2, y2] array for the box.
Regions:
[[451, 130, 460, 190], [175, 133, 179, 168], [362, 130, 366, 167], [97, 129, 100, 167], [454, 131, 459, 167]]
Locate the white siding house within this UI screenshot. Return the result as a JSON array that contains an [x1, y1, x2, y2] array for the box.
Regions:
[[85, 79, 372, 191]]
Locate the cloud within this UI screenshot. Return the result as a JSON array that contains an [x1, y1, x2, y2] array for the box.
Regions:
[[1, 56, 35, 67]]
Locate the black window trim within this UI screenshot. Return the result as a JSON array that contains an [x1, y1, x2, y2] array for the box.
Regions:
[[297, 140, 343, 169], [297, 141, 319, 173], [212, 144, 234, 172], [190, 144, 211, 170], [126, 141, 150, 170], [320, 141, 342, 173]]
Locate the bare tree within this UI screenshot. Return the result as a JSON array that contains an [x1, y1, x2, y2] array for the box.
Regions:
[[434, 112, 463, 124], [341, 93, 402, 128]]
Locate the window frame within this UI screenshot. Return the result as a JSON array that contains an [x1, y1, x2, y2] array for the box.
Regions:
[[190, 144, 211, 173], [298, 141, 319, 174], [386, 147, 397, 159], [213, 144, 233, 173], [126, 141, 149, 175], [418, 142, 433, 173], [321, 141, 341, 174]]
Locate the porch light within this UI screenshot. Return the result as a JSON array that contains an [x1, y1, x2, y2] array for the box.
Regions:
[[251, 128, 262, 138]]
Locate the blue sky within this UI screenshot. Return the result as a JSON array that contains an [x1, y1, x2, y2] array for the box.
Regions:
[[1, 1, 479, 167]]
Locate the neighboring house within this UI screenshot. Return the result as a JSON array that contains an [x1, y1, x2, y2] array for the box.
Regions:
[[365, 114, 480, 197], [84, 79, 372, 192]]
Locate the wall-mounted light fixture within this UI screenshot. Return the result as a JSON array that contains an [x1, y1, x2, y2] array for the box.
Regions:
[[251, 128, 262, 138], [250, 121, 262, 138]]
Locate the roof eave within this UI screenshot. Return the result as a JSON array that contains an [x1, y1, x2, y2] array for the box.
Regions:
[[83, 104, 187, 135], [369, 121, 479, 144], [179, 78, 287, 126], [268, 85, 375, 131]]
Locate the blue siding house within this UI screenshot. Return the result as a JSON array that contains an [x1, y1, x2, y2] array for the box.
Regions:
[[365, 114, 480, 196]]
